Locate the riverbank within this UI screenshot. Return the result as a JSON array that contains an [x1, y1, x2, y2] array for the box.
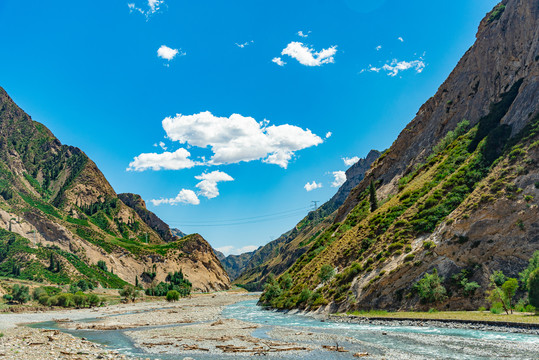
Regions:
[[0, 291, 258, 359], [1, 292, 539, 359], [328, 311, 539, 335]]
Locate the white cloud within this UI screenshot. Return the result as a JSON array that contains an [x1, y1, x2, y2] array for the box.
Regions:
[[332, 171, 346, 187], [158, 141, 167, 150], [160, 111, 323, 169], [217, 245, 258, 256], [325, 132, 332, 139], [128, 0, 164, 18], [343, 156, 360, 166], [365, 58, 426, 77], [280, 42, 337, 67], [150, 189, 200, 206], [157, 45, 180, 61], [376, 45, 382, 51], [398, 37, 404, 42], [235, 41, 253, 48], [195, 171, 234, 199], [297, 31, 310, 38], [304, 181, 322, 192], [272, 57, 286, 66], [127, 148, 196, 171]]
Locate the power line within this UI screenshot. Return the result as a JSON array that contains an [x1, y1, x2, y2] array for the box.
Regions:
[[168, 206, 313, 227], [166, 206, 311, 225]]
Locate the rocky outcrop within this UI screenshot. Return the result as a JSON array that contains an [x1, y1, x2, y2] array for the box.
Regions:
[[337, 0, 539, 222], [118, 193, 180, 243]]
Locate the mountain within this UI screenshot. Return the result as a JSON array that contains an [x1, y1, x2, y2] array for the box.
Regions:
[[0, 87, 230, 291], [233, 150, 380, 290], [118, 193, 181, 243], [215, 249, 259, 281], [260, 0, 539, 312], [171, 228, 187, 239]]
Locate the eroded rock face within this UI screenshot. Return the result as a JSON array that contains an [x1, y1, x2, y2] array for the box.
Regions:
[[118, 193, 180, 243], [324, 0, 539, 312], [337, 0, 539, 223]]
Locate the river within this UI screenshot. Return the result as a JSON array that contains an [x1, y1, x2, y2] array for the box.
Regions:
[[31, 299, 539, 359]]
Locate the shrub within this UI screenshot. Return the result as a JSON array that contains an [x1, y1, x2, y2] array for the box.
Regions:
[[119, 285, 142, 302], [423, 241, 436, 250], [73, 292, 87, 308], [11, 285, 30, 304], [414, 269, 447, 304], [318, 265, 335, 284], [490, 302, 503, 314], [280, 274, 293, 290], [57, 293, 74, 307], [166, 290, 180, 302], [32, 287, 47, 300], [38, 294, 50, 306], [404, 254, 415, 262], [298, 288, 312, 304], [87, 294, 101, 307]]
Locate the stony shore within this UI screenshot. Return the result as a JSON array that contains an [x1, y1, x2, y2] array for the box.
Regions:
[[327, 314, 539, 335]]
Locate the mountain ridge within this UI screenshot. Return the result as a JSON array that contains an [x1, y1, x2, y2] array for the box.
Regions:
[[259, 0, 539, 312], [0, 86, 230, 291]]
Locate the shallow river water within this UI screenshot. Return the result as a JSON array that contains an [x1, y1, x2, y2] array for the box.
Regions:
[[31, 300, 539, 359]]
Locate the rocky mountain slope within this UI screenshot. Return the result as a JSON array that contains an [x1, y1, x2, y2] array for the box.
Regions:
[[233, 150, 380, 290], [215, 249, 258, 281], [0, 87, 230, 291], [260, 0, 539, 312]]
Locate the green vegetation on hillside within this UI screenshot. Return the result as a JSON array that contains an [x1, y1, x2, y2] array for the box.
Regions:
[[260, 83, 538, 310]]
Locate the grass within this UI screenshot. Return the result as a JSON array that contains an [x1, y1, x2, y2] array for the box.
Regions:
[[342, 310, 539, 324]]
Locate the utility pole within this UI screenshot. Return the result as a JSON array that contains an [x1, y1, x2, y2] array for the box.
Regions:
[[311, 201, 319, 222]]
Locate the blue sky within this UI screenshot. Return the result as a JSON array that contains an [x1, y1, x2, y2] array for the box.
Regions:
[[0, 0, 499, 255]]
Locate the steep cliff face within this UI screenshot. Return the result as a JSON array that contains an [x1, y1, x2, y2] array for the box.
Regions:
[[234, 150, 380, 290], [260, 0, 539, 312], [118, 193, 180, 243], [0, 87, 230, 291], [337, 0, 539, 222]]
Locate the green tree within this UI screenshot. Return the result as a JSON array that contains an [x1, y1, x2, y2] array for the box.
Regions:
[[369, 180, 378, 212], [487, 271, 518, 314], [48, 253, 55, 272], [96, 260, 107, 272], [11, 285, 30, 304], [119, 285, 135, 302], [520, 251, 539, 290], [261, 274, 282, 305], [77, 279, 89, 292], [414, 269, 447, 304], [318, 265, 335, 283], [528, 269, 539, 311], [166, 290, 180, 302]]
